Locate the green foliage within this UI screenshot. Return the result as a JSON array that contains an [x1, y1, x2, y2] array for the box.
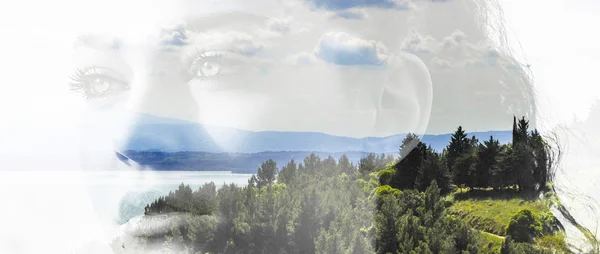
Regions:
[[535, 233, 570, 253], [391, 133, 427, 190], [479, 231, 504, 253], [506, 209, 542, 243], [415, 150, 452, 195], [277, 159, 297, 185], [501, 236, 516, 254], [377, 168, 395, 186], [448, 190, 550, 236], [145, 182, 217, 216], [121, 117, 565, 254], [474, 136, 501, 188], [501, 232, 559, 254], [447, 126, 469, 170], [359, 153, 393, 175], [256, 159, 277, 188], [375, 185, 401, 197], [338, 154, 356, 175]]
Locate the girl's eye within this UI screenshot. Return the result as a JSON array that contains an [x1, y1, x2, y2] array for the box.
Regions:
[[190, 51, 228, 78], [69, 67, 131, 99], [198, 61, 221, 77], [190, 51, 257, 79], [90, 77, 111, 94]]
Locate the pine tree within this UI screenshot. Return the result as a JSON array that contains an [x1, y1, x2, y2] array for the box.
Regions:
[[257, 159, 277, 188], [513, 141, 535, 192], [392, 133, 427, 190], [277, 159, 297, 184], [447, 126, 469, 171], [359, 153, 377, 175], [295, 190, 318, 254], [337, 154, 355, 174], [415, 149, 452, 194], [450, 134, 478, 190], [304, 153, 321, 172], [475, 136, 501, 188]]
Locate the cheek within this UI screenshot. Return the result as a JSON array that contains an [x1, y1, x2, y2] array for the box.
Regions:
[[86, 90, 132, 111]]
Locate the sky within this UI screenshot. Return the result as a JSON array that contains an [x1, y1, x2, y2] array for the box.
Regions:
[[0, 0, 599, 253], [0, 0, 597, 166], [0, 0, 597, 171], [4, 0, 589, 139]]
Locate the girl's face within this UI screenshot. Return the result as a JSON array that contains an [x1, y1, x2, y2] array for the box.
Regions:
[[72, 4, 435, 170], [70, 0, 531, 240]]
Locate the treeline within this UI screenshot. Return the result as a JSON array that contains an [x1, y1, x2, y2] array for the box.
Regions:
[[123, 150, 383, 173], [113, 116, 559, 253], [380, 116, 554, 195]]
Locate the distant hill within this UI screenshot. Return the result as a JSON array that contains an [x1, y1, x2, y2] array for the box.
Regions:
[[122, 113, 512, 154], [122, 150, 386, 174]]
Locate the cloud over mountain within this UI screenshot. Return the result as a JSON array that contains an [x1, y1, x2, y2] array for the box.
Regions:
[[314, 31, 389, 65]]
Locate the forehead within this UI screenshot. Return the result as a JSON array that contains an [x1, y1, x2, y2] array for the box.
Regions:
[[74, 12, 272, 50]]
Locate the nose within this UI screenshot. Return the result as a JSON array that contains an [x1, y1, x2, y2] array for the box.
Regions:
[[116, 51, 226, 161]]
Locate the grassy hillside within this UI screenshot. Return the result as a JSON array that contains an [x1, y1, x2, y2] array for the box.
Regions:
[[446, 189, 572, 253]]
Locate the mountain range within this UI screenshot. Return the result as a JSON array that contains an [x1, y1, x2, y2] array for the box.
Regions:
[[122, 113, 512, 154]]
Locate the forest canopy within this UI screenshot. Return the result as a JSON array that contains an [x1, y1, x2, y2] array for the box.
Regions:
[[111, 117, 579, 254]]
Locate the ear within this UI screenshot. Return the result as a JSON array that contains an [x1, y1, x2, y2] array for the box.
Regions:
[[374, 52, 432, 136]]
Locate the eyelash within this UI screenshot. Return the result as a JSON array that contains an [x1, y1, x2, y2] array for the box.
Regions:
[[188, 49, 263, 78], [69, 67, 130, 99], [187, 50, 227, 80]]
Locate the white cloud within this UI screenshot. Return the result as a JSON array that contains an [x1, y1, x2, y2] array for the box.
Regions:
[[257, 16, 312, 39], [265, 17, 293, 35], [188, 31, 267, 56], [429, 57, 452, 69], [285, 52, 320, 66], [157, 20, 189, 47], [401, 29, 514, 69], [314, 31, 389, 65], [400, 29, 439, 54]]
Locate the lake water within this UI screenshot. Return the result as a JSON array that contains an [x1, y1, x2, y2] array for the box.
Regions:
[[0, 170, 253, 253]]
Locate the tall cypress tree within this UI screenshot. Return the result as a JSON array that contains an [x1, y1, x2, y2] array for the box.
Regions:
[[512, 116, 518, 145], [530, 129, 549, 190], [516, 116, 530, 146]]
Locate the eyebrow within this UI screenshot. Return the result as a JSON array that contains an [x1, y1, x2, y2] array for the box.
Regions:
[[73, 35, 122, 52]]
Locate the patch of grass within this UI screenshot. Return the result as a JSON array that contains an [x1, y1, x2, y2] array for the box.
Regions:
[[448, 194, 548, 236], [478, 231, 504, 254], [535, 233, 571, 253], [448, 189, 572, 252]]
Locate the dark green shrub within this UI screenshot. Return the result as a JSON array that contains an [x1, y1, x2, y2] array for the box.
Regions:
[[501, 236, 516, 254], [377, 168, 396, 186], [506, 209, 542, 243]]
